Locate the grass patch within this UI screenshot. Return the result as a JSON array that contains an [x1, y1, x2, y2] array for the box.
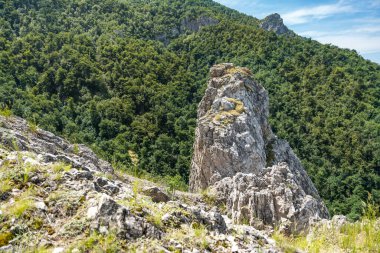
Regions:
[[274, 196, 380, 253], [0, 178, 13, 195], [51, 162, 72, 181], [165, 223, 210, 250], [201, 188, 217, 206], [51, 162, 72, 173], [0, 107, 12, 118], [118, 194, 164, 228], [46, 189, 85, 218], [274, 218, 380, 253], [113, 162, 188, 193], [73, 144, 80, 155], [68, 232, 126, 252], [1, 188, 36, 218], [27, 121, 39, 134]]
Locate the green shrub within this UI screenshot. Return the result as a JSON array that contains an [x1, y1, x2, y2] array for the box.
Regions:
[[0, 107, 12, 118]]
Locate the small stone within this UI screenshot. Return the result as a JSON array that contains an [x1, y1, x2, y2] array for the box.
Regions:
[[24, 157, 39, 166], [231, 244, 239, 252], [221, 98, 235, 111], [142, 187, 170, 203], [35, 201, 47, 211], [162, 213, 172, 222], [52, 247, 65, 253], [332, 215, 348, 228], [0, 245, 13, 252], [99, 226, 108, 234], [94, 177, 120, 195], [87, 206, 98, 219]]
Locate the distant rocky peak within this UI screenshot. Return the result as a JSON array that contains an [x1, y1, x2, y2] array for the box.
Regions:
[[259, 13, 292, 35]]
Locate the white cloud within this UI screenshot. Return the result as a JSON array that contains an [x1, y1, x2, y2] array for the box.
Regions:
[[315, 35, 380, 54], [352, 26, 380, 33], [283, 1, 354, 25], [299, 25, 380, 37]]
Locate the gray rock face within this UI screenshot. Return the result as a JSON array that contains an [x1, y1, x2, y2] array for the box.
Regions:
[[189, 63, 329, 233], [186, 205, 227, 233], [180, 16, 219, 33], [259, 13, 292, 35], [0, 115, 113, 173], [213, 163, 329, 234], [156, 16, 218, 45], [91, 194, 163, 240]]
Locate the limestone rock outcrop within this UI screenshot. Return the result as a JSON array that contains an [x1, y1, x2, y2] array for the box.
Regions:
[[259, 13, 292, 35], [0, 115, 113, 173], [189, 63, 329, 233]]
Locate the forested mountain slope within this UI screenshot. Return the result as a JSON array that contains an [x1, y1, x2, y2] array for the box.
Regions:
[[0, 0, 379, 219]]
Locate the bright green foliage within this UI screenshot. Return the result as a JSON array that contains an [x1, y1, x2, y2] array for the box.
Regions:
[[0, 0, 379, 218]]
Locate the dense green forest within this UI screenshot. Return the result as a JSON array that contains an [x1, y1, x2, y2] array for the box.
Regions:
[[0, 0, 379, 219]]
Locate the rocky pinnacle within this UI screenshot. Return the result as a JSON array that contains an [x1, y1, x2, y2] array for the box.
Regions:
[[189, 63, 329, 233]]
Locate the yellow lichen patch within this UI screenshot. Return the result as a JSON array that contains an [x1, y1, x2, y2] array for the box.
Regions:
[[213, 98, 245, 125], [226, 66, 252, 76], [226, 98, 245, 114]]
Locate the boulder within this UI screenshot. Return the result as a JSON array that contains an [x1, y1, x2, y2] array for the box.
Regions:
[[142, 186, 170, 203], [91, 194, 162, 240]]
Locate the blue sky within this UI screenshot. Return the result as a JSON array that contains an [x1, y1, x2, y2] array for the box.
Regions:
[[214, 0, 380, 64]]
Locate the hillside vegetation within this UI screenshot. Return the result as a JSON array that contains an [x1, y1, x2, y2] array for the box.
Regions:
[[0, 0, 379, 219]]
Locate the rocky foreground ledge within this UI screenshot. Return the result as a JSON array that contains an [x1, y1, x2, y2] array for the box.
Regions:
[[0, 114, 282, 252], [0, 116, 113, 173], [190, 63, 329, 234]]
